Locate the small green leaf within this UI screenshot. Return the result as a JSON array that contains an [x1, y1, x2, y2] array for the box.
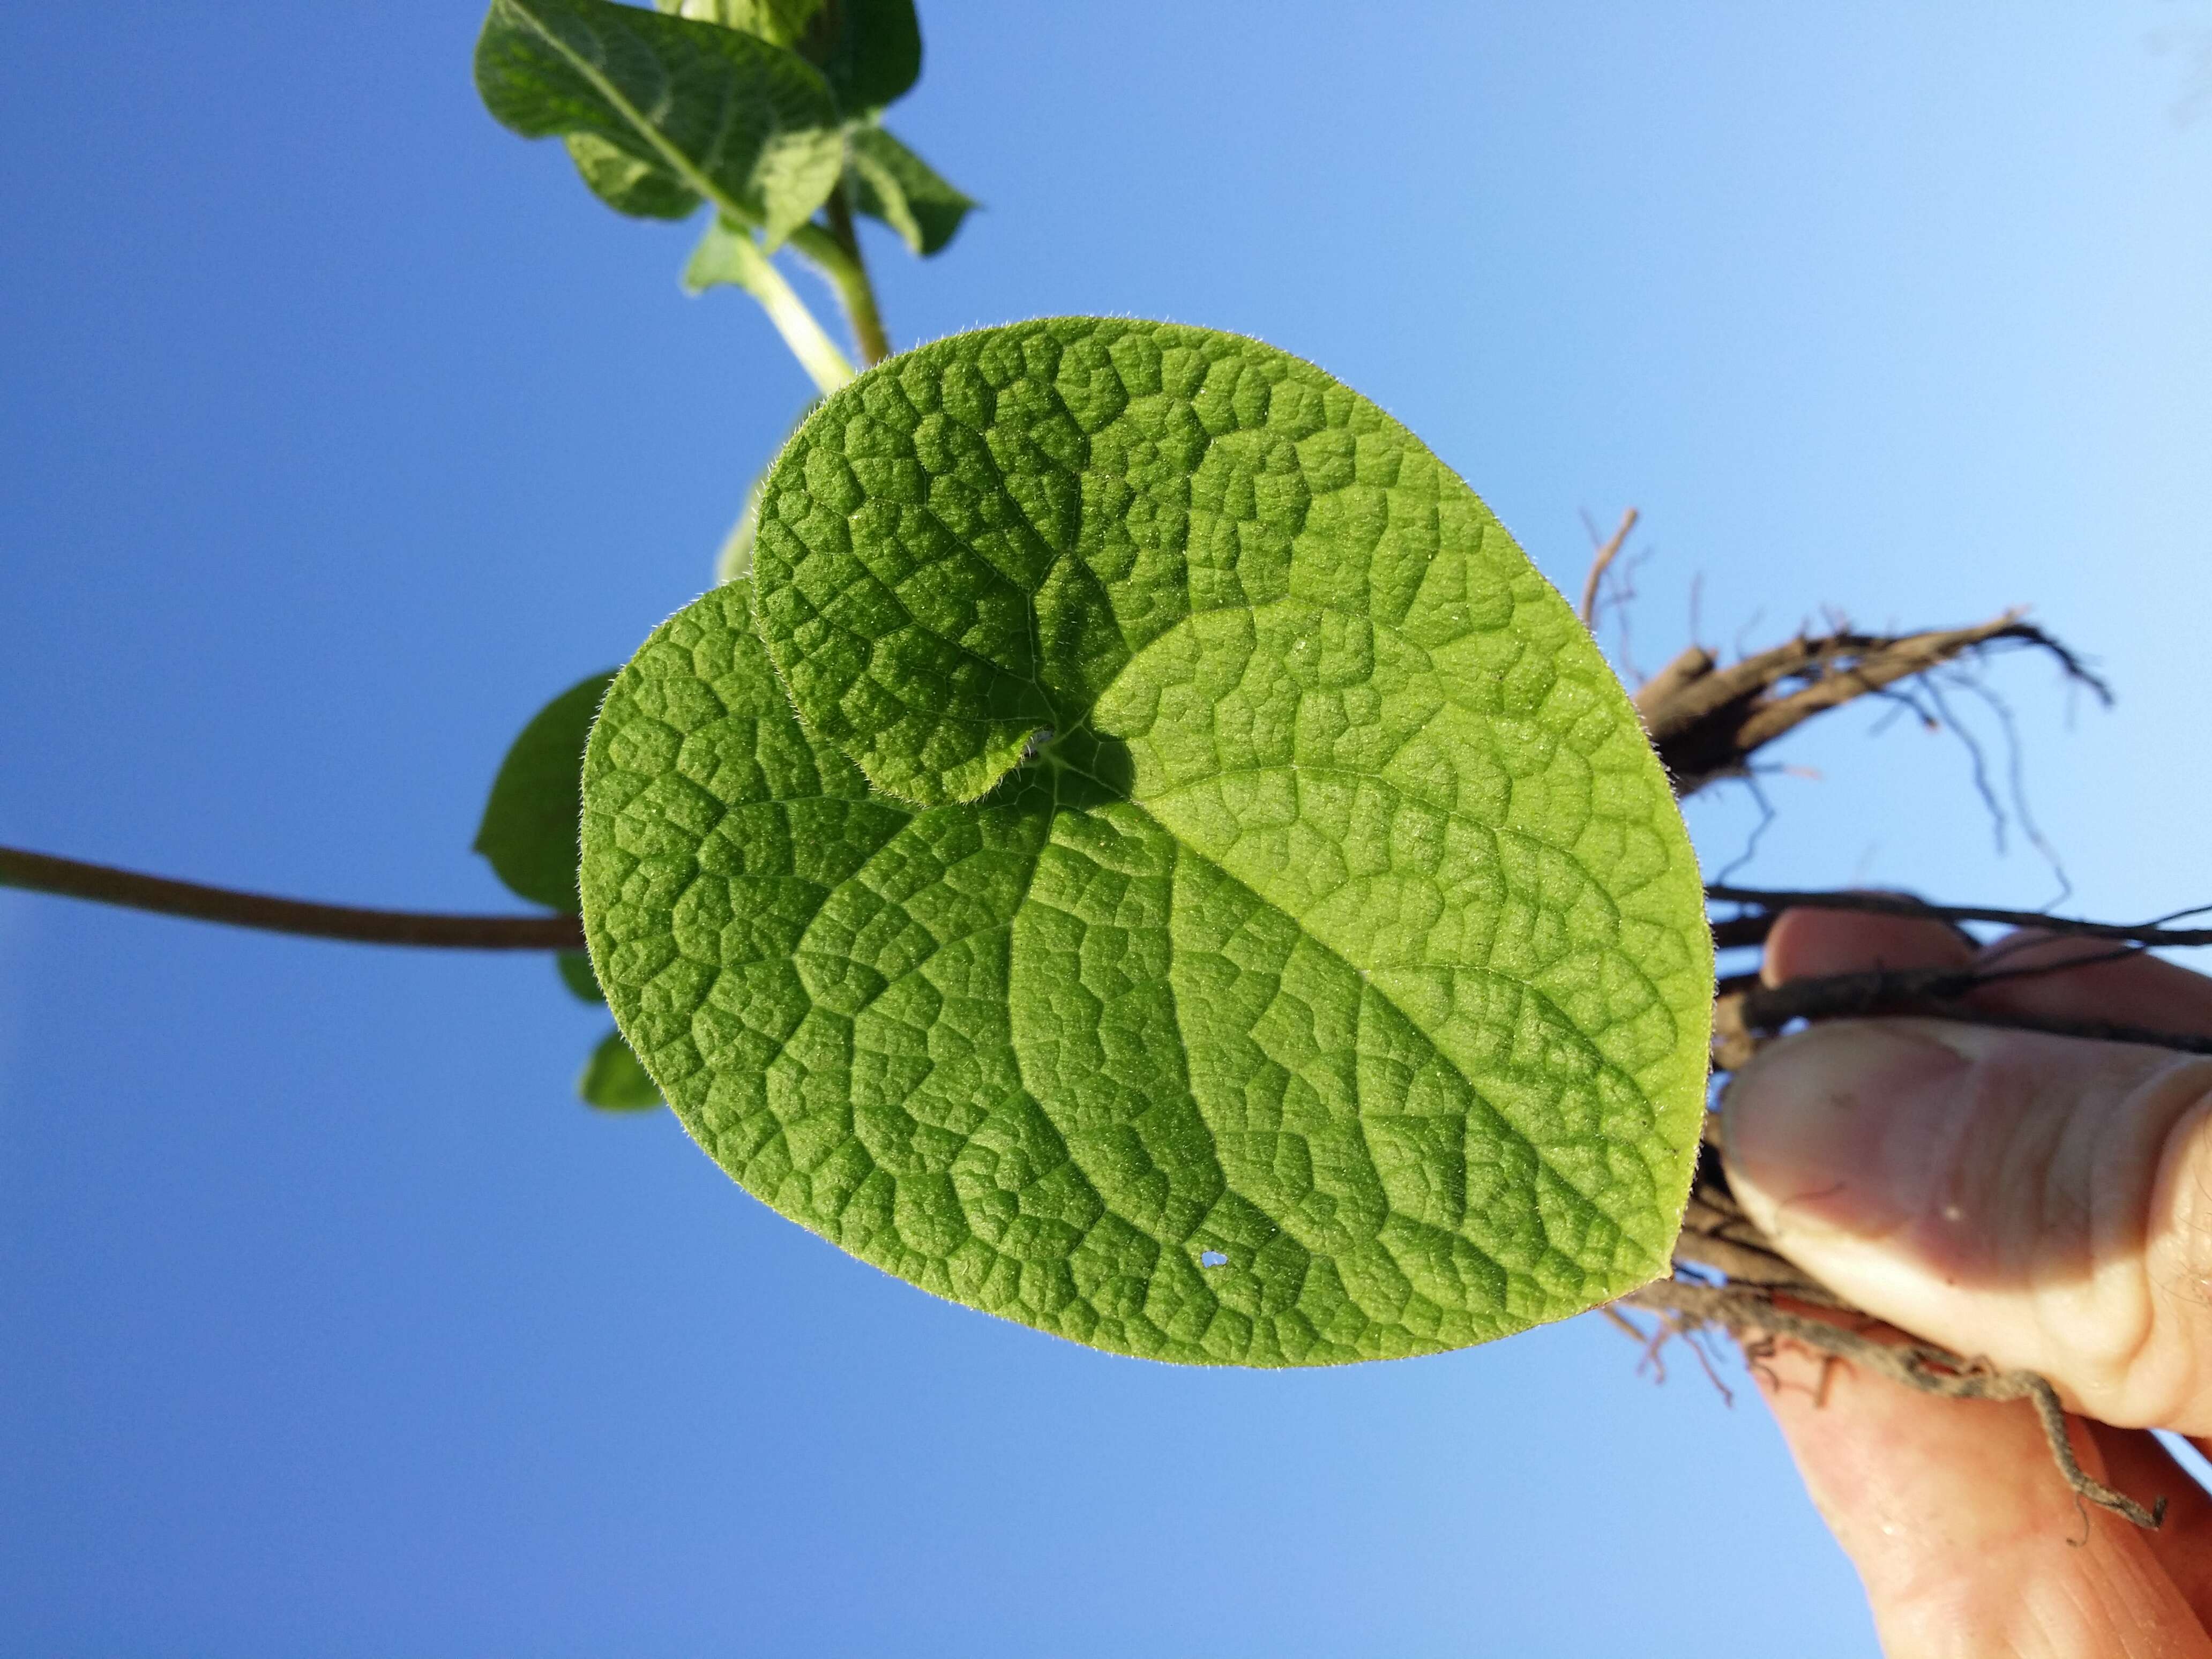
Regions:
[[558, 949, 606, 1002], [680, 215, 773, 296], [476, 0, 843, 246], [563, 132, 702, 219], [579, 1029, 663, 1109], [475, 670, 617, 912], [848, 126, 974, 256], [586, 320, 1713, 1365]]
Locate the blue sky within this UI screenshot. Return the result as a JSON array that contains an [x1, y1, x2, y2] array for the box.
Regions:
[[3, 4, 2208, 1653]]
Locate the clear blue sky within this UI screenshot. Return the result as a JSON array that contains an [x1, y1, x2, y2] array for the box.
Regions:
[[3, 4, 2208, 1653]]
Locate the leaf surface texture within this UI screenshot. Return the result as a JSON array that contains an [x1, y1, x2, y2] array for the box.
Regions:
[[584, 320, 1711, 1362]]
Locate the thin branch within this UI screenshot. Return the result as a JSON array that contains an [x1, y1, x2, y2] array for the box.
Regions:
[[1953, 670, 2074, 908], [1918, 674, 2009, 854], [0, 845, 584, 951], [1706, 885, 2212, 950], [1710, 770, 1777, 886], [1578, 506, 1639, 628], [1717, 968, 2212, 1057]]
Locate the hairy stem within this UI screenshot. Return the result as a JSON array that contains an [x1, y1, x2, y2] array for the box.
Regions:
[[732, 238, 856, 394], [0, 845, 584, 951], [793, 185, 892, 368]]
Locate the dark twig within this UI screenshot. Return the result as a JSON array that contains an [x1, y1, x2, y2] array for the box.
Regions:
[[1642, 612, 2109, 797], [1706, 886, 2212, 950], [1709, 771, 1777, 885], [1718, 968, 2212, 1058], [1953, 671, 2075, 908], [1919, 675, 2009, 854], [0, 845, 584, 951]]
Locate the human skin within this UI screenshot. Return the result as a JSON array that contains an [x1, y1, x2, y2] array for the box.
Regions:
[[1724, 908, 2212, 1657]]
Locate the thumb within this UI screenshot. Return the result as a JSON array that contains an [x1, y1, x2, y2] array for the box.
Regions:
[[1722, 1017, 2212, 1433]]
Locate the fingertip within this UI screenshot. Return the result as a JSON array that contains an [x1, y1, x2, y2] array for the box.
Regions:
[[1761, 905, 1976, 989]]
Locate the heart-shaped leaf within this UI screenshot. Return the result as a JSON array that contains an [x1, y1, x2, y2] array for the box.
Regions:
[[476, 0, 844, 246], [584, 321, 1711, 1363]]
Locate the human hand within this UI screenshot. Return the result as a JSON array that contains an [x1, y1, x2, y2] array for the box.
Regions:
[[1723, 908, 2212, 1655]]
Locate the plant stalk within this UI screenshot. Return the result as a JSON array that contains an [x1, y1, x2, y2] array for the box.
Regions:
[[793, 186, 892, 368], [0, 845, 584, 951], [733, 242, 857, 394]]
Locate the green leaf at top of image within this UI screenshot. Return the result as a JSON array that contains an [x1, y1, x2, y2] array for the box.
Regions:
[[848, 126, 974, 256], [476, 670, 618, 912], [475, 0, 844, 247], [654, 0, 914, 116], [579, 1030, 663, 1109], [563, 132, 701, 220], [583, 309, 1713, 1366], [811, 0, 921, 116], [655, 0, 823, 50]]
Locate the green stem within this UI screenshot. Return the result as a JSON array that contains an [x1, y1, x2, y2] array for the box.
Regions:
[[793, 185, 892, 367], [736, 245, 856, 394], [0, 844, 584, 950], [500, 4, 854, 393]]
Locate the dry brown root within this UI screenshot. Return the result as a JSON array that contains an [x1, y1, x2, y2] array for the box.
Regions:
[[1629, 610, 2109, 798], [1663, 888, 2212, 1530], [1621, 1261, 2166, 1531], [1595, 584, 2172, 1527]]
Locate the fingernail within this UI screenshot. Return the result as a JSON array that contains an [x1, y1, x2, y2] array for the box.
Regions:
[[1723, 1023, 1969, 1238]]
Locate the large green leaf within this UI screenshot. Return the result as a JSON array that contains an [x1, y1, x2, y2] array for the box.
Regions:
[[848, 126, 973, 256], [582, 325, 1710, 1364], [475, 0, 844, 246], [476, 670, 617, 912]]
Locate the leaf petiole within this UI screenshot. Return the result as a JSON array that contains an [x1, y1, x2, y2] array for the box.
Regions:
[[798, 183, 892, 366], [684, 219, 855, 393]]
